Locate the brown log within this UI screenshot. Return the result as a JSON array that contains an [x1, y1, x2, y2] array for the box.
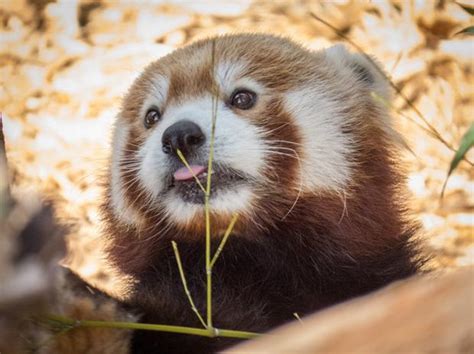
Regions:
[[226, 267, 474, 354]]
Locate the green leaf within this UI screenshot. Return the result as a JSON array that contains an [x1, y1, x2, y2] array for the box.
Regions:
[[441, 123, 474, 197], [455, 26, 474, 36], [458, 3, 474, 16]]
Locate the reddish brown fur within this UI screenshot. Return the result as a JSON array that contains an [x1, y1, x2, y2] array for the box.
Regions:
[[100, 34, 424, 353]]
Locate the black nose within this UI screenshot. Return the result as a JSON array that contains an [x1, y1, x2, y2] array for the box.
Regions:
[[162, 120, 205, 156]]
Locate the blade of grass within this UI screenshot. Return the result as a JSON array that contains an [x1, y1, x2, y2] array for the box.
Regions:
[[172, 241, 207, 328], [204, 191, 212, 332], [210, 213, 239, 268], [456, 2, 474, 15], [441, 123, 474, 198], [176, 149, 206, 194], [45, 315, 259, 339], [455, 26, 474, 36], [310, 12, 473, 167], [204, 38, 219, 331]]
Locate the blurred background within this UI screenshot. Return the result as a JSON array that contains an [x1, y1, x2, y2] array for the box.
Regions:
[[0, 0, 472, 292]]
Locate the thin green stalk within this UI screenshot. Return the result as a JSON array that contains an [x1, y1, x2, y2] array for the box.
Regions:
[[172, 241, 207, 328], [176, 149, 206, 193], [205, 39, 219, 330], [210, 213, 239, 268], [204, 195, 212, 331], [46, 315, 258, 339]]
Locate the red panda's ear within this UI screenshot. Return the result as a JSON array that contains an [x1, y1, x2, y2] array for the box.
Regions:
[[324, 45, 407, 149], [324, 44, 391, 101]]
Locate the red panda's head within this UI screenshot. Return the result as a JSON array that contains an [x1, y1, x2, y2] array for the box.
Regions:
[[106, 34, 399, 238]]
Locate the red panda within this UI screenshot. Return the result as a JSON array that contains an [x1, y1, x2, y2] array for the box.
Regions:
[[100, 34, 423, 353]]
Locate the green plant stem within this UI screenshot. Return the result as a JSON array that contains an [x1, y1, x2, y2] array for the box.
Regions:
[[204, 193, 212, 330], [172, 241, 207, 328], [176, 149, 206, 193], [46, 315, 258, 339], [204, 39, 219, 331], [210, 213, 239, 268]]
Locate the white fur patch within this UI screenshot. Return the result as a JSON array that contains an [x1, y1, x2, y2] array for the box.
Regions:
[[325, 45, 398, 142], [163, 186, 254, 225], [285, 86, 354, 193], [215, 60, 264, 97], [215, 60, 247, 94], [110, 119, 145, 225], [137, 94, 267, 224], [211, 185, 254, 215], [163, 193, 201, 224], [140, 73, 170, 120]]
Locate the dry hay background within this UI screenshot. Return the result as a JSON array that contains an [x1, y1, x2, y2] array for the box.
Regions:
[[0, 0, 473, 293]]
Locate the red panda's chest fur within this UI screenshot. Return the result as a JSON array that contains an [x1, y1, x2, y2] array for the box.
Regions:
[[104, 169, 421, 353]]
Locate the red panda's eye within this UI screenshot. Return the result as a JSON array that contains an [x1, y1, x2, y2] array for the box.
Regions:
[[230, 90, 256, 110], [144, 109, 161, 129]]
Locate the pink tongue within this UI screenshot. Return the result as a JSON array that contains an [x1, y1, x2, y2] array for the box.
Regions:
[[173, 165, 206, 181]]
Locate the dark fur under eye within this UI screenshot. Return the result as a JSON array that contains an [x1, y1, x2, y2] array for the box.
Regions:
[[144, 109, 160, 129], [230, 90, 256, 110]]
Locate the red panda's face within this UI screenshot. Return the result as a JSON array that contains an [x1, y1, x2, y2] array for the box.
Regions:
[[109, 34, 392, 234]]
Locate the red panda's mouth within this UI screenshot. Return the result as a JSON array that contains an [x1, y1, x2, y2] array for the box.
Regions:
[[168, 165, 248, 204], [173, 165, 206, 181]]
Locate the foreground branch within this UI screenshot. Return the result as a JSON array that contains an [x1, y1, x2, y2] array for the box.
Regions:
[[227, 267, 474, 353]]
